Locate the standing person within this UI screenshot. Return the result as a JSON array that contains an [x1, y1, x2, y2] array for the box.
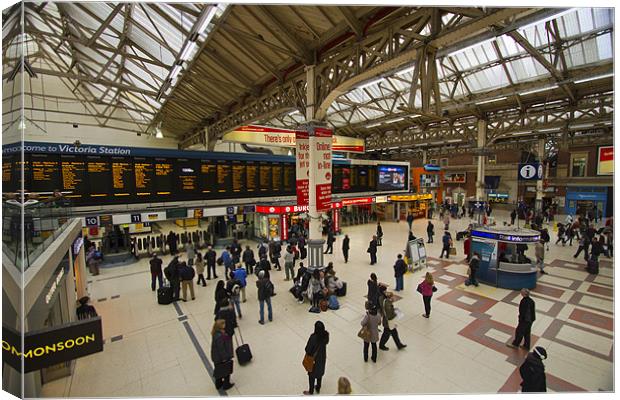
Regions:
[[406, 213, 414, 231], [226, 271, 242, 319], [367, 273, 380, 309], [214, 280, 228, 315], [324, 230, 335, 254], [299, 235, 307, 260], [376, 222, 383, 246], [149, 254, 163, 291], [511, 209, 517, 225], [205, 246, 218, 280], [342, 234, 350, 263], [179, 261, 196, 302], [195, 253, 207, 287], [284, 245, 296, 281], [555, 223, 566, 245], [360, 302, 382, 363], [440, 231, 452, 259], [242, 245, 256, 275], [255, 254, 272, 277], [378, 287, 407, 350], [428, 202, 434, 219], [535, 239, 546, 274], [185, 240, 195, 266], [464, 235, 472, 262], [368, 235, 378, 265], [233, 264, 248, 303], [393, 254, 407, 292], [443, 213, 450, 231], [417, 272, 437, 318], [507, 289, 536, 350], [426, 221, 434, 243], [256, 270, 274, 325], [167, 231, 178, 255], [210, 319, 235, 391], [222, 246, 234, 275], [272, 240, 282, 271], [520, 347, 548, 393], [308, 270, 326, 313], [230, 239, 242, 264], [76, 296, 98, 320], [164, 256, 181, 301], [465, 253, 480, 287], [303, 321, 330, 395], [215, 298, 238, 338]]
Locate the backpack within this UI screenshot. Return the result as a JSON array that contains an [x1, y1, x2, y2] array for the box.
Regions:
[[264, 280, 275, 296], [383, 298, 396, 320], [328, 295, 340, 310], [181, 266, 195, 280]]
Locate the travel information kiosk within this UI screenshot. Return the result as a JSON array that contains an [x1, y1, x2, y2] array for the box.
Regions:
[[470, 227, 540, 290]]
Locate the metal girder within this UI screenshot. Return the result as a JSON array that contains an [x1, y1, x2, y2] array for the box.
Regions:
[[218, 24, 300, 59], [87, 3, 123, 46], [337, 7, 363, 37]]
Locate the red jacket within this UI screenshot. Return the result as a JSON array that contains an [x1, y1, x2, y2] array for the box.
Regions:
[[418, 280, 436, 297]]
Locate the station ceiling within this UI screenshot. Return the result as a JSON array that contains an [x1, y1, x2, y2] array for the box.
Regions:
[[2, 3, 614, 153]]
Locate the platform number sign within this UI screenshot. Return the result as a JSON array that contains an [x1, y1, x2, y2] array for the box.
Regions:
[[131, 214, 142, 223], [518, 163, 543, 180], [85, 216, 99, 227]]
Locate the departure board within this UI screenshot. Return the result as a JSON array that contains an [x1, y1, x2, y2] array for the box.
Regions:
[[217, 161, 231, 193], [231, 161, 246, 193], [60, 155, 87, 200], [86, 156, 111, 199], [177, 158, 199, 196], [111, 156, 134, 198], [259, 162, 271, 192], [30, 153, 61, 193], [342, 167, 351, 191], [357, 166, 369, 191], [2, 154, 15, 193], [200, 161, 217, 194], [272, 164, 283, 193], [246, 161, 258, 194], [350, 165, 359, 189], [154, 158, 174, 196], [134, 157, 155, 198], [283, 164, 295, 194], [368, 166, 377, 190], [332, 165, 343, 193]]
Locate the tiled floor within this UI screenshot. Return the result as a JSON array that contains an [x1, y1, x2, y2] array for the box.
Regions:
[[40, 211, 614, 396]]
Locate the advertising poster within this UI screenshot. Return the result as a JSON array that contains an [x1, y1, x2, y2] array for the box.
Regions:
[[314, 127, 333, 212], [597, 145, 613, 175], [295, 130, 309, 206]]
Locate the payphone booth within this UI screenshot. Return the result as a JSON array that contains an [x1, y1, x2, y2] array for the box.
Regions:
[[470, 227, 540, 290]]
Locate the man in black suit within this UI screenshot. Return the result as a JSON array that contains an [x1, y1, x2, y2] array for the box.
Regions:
[[507, 288, 536, 350], [368, 235, 378, 265], [342, 234, 350, 263]]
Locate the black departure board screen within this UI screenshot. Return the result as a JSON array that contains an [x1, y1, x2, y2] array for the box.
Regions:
[[259, 162, 271, 192], [272, 164, 282, 193], [60, 155, 87, 200], [201, 160, 217, 194], [332, 165, 343, 193], [30, 153, 61, 193], [357, 166, 369, 191], [134, 157, 155, 198], [154, 158, 174, 196], [217, 161, 231, 193], [111, 157, 134, 198], [2, 154, 15, 193], [368, 166, 377, 190], [177, 158, 199, 196], [283, 164, 295, 194], [86, 156, 111, 199], [231, 161, 245, 193], [246, 161, 258, 194]]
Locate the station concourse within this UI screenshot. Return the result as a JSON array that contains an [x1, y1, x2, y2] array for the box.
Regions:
[[1, 2, 615, 398]]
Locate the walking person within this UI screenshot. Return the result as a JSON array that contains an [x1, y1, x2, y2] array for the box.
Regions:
[[520, 347, 548, 392], [179, 261, 196, 302], [256, 270, 274, 324], [342, 234, 350, 263], [555, 224, 566, 246], [185, 240, 196, 266], [195, 253, 207, 287], [507, 289, 536, 350], [378, 286, 407, 350], [215, 298, 238, 338], [303, 321, 329, 395], [417, 272, 437, 318], [465, 252, 480, 287], [149, 253, 163, 291], [211, 319, 235, 391], [443, 213, 450, 231], [324, 230, 335, 254], [284, 245, 296, 281], [573, 236, 589, 261], [360, 302, 382, 363], [367, 273, 380, 309], [535, 239, 546, 274], [406, 213, 414, 231], [426, 221, 434, 243], [440, 231, 452, 258], [393, 254, 407, 291], [242, 245, 256, 275], [368, 235, 378, 265], [206, 246, 218, 280], [222, 246, 234, 275], [226, 271, 242, 319], [214, 280, 228, 316], [376, 222, 383, 246], [233, 264, 248, 303]]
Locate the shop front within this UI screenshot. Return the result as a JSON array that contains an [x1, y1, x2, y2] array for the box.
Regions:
[[388, 193, 433, 220], [564, 187, 609, 217]]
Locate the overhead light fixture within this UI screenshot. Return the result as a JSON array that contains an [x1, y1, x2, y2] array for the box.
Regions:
[[384, 117, 404, 124], [520, 85, 559, 96], [538, 128, 559, 132], [155, 122, 164, 139], [179, 41, 198, 61], [18, 117, 26, 130], [569, 123, 595, 129], [287, 149, 293, 156], [574, 73, 613, 84], [170, 64, 182, 81], [519, 8, 576, 31], [359, 77, 384, 90], [366, 122, 382, 128], [512, 131, 531, 136], [196, 6, 219, 35], [447, 38, 496, 57], [475, 96, 507, 105], [287, 109, 300, 116]]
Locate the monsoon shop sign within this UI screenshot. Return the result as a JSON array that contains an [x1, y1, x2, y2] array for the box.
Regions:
[[2, 317, 103, 373]]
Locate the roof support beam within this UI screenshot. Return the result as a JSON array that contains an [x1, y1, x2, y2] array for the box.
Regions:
[[87, 3, 123, 46], [337, 7, 363, 37]]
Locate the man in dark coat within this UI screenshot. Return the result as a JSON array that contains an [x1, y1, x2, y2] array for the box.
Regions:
[[440, 231, 452, 258], [230, 239, 242, 264], [303, 321, 329, 395], [465, 252, 480, 287], [510, 209, 517, 225], [215, 299, 238, 337], [520, 347, 547, 392], [376, 222, 383, 246], [426, 221, 434, 243], [507, 288, 536, 350], [342, 234, 350, 263], [164, 256, 181, 301], [406, 213, 414, 230], [324, 230, 335, 254], [368, 235, 378, 265], [149, 254, 163, 291], [205, 246, 218, 280], [242, 245, 256, 274], [393, 254, 407, 291]]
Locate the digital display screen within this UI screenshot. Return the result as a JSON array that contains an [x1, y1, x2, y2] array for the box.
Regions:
[[60, 155, 87, 200], [154, 158, 174, 196], [2, 154, 16, 193], [231, 161, 245, 193], [259, 162, 271, 192], [217, 161, 231, 193], [111, 157, 134, 198], [357, 166, 369, 191], [176, 158, 199, 196], [87, 156, 111, 200], [200, 161, 217, 194], [246, 161, 258, 194], [378, 165, 407, 191], [272, 164, 283, 194], [30, 153, 61, 193], [283, 164, 295, 194], [134, 157, 155, 198]]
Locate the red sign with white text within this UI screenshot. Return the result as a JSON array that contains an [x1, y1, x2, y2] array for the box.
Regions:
[[314, 127, 332, 212], [296, 130, 310, 206], [333, 209, 340, 233], [342, 197, 374, 206]]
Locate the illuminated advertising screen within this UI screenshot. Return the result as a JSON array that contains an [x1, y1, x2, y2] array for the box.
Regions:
[[378, 165, 407, 191]]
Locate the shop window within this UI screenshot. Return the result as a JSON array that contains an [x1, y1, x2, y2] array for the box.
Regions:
[[487, 154, 497, 164], [429, 158, 437, 165], [439, 158, 448, 167], [570, 153, 588, 177]]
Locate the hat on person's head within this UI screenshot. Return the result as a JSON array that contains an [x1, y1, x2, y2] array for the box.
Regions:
[[534, 346, 547, 360], [78, 296, 90, 305]]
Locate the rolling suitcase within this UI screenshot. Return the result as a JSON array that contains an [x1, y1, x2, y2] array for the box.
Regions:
[[157, 279, 173, 305], [234, 327, 252, 365], [335, 281, 347, 297]]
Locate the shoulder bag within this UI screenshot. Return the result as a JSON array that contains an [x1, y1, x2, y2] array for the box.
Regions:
[[302, 348, 318, 372]]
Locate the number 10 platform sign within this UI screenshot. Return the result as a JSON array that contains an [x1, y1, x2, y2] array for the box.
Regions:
[[313, 127, 333, 212], [295, 130, 310, 206]]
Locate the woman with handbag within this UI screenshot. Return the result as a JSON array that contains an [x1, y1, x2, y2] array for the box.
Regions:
[[359, 302, 382, 363], [417, 272, 438, 318], [303, 321, 330, 395], [210, 319, 235, 390]]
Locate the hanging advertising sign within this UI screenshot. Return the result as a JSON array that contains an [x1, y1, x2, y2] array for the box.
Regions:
[[442, 173, 466, 183], [314, 127, 333, 212], [296, 130, 310, 206], [281, 215, 289, 241], [341, 197, 374, 206], [597, 145, 613, 175]]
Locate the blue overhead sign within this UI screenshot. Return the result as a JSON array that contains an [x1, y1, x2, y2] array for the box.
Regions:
[[518, 163, 543, 180]]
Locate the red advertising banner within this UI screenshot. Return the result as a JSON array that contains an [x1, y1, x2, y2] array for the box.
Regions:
[[333, 209, 340, 233], [342, 197, 374, 206], [314, 127, 332, 212], [597, 145, 613, 175], [281, 215, 288, 241], [296, 130, 310, 206]]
